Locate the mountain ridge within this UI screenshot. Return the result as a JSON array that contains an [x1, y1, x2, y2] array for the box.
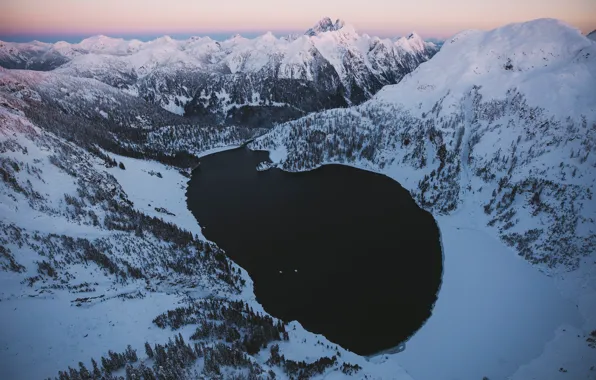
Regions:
[[0, 18, 438, 127]]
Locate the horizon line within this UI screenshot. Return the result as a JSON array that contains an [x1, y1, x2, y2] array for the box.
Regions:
[[1, 17, 593, 44], [0, 30, 443, 44]]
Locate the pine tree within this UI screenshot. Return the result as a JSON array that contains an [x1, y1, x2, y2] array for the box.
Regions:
[[145, 342, 154, 358], [125, 364, 134, 380], [91, 358, 101, 378], [67, 366, 81, 380], [101, 356, 111, 373], [125, 345, 138, 363], [78, 362, 90, 379]]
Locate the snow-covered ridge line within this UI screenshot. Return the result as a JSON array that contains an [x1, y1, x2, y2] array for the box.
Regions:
[[0, 17, 438, 126], [0, 18, 429, 57]]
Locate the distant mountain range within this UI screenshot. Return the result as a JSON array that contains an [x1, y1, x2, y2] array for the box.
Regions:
[[0, 17, 438, 127]]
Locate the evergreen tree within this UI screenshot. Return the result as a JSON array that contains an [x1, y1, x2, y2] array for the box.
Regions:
[[145, 342, 154, 358], [77, 362, 90, 379], [91, 359, 101, 378]]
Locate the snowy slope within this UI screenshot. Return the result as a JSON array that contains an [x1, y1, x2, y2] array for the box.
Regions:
[[374, 18, 595, 118], [0, 67, 179, 127], [0, 87, 420, 380], [0, 18, 437, 124], [250, 18, 596, 379], [0, 77, 417, 379], [0, 40, 77, 70], [588, 29, 596, 41], [77, 35, 144, 55], [0, 67, 265, 165]]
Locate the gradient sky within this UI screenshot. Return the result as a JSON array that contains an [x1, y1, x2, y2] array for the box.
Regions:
[[1, 0, 595, 42]]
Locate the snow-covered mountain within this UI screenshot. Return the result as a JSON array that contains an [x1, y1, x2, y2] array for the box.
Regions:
[[0, 18, 438, 126], [250, 19, 596, 378], [0, 67, 267, 165], [0, 40, 76, 70], [252, 18, 596, 269], [588, 29, 596, 41]]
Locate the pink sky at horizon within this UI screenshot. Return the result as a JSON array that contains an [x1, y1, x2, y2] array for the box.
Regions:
[[1, 0, 595, 39]]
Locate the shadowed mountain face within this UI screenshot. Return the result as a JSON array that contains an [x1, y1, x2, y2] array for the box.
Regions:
[[0, 18, 438, 127]]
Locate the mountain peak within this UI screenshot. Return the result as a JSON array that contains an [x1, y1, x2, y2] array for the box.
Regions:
[[76, 35, 127, 52], [305, 17, 347, 36], [407, 32, 423, 42], [257, 31, 277, 43], [394, 32, 429, 52], [80, 35, 116, 43]]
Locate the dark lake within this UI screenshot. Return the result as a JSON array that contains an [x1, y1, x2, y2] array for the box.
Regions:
[[186, 146, 442, 356]]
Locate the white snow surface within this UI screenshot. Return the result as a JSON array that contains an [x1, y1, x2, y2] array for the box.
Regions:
[[375, 18, 596, 119], [387, 214, 584, 380]]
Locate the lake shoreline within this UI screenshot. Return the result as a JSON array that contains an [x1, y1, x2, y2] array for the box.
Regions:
[[186, 145, 443, 356]]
